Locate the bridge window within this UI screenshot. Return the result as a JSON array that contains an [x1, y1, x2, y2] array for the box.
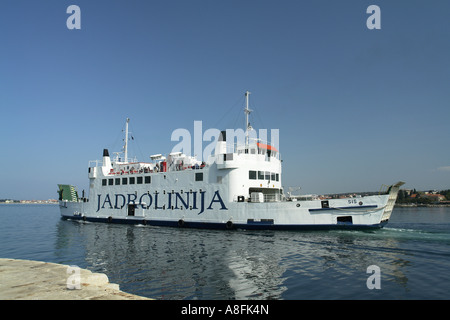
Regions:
[[258, 171, 264, 179], [249, 170, 257, 180]]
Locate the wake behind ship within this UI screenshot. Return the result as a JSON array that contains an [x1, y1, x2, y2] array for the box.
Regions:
[[58, 92, 404, 230]]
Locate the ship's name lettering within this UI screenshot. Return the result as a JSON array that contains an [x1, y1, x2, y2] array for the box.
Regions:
[[96, 190, 227, 215]]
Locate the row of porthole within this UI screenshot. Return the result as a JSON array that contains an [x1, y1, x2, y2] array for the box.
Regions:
[[93, 216, 235, 229]]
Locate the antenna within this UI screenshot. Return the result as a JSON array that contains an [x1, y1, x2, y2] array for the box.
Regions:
[[124, 118, 130, 163], [244, 91, 252, 146]]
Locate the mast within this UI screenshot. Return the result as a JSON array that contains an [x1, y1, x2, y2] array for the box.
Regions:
[[124, 118, 130, 163], [244, 91, 252, 146]]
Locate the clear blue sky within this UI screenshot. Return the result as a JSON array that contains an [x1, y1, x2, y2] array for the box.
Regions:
[[1, 0, 449, 199]]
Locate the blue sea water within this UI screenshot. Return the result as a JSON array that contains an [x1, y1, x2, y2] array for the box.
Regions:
[[1, 204, 449, 300]]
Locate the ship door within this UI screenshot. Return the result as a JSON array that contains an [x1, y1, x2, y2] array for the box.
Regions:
[[128, 204, 135, 216]]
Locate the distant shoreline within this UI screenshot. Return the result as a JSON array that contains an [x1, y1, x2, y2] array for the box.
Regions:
[[0, 201, 58, 205], [395, 203, 450, 208]]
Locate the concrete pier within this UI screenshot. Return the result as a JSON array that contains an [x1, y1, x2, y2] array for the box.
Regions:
[[0, 258, 151, 300]]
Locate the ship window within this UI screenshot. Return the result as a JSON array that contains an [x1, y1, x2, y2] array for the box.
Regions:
[[145, 176, 151, 184], [129, 177, 135, 185], [271, 173, 276, 180], [122, 177, 128, 185], [249, 171, 257, 180], [102, 179, 107, 186], [258, 171, 264, 179], [108, 179, 113, 186], [115, 178, 120, 185], [265, 171, 270, 180], [276, 173, 279, 181], [195, 172, 203, 181], [137, 176, 143, 184]]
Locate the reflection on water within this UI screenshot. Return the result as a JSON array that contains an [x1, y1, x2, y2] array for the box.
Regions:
[[2, 205, 450, 299], [53, 208, 450, 300], [56, 221, 289, 299]]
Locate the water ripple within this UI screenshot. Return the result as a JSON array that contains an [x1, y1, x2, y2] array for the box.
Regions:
[[1, 205, 450, 299]]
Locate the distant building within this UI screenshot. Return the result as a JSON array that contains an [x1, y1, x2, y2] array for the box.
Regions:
[[423, 194, 445, 202]]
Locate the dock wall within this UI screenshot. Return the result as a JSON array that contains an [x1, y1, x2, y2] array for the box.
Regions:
[[0, 258, 151, 300]]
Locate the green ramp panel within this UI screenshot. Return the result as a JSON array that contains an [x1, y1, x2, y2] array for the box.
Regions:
[[57, 184, 79, 202]]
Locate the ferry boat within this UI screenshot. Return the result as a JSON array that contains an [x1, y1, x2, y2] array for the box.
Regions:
[[58, 92, 404, 230]]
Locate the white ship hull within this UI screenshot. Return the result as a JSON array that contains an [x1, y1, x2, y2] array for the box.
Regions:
[[59, 181, 403, 230]]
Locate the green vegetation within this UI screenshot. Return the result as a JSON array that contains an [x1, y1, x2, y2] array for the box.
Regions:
[[397, 189, 450, 205]]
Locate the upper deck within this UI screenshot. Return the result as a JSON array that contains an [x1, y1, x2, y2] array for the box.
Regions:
[[86, 91, 282, 202], [88, 137, 280, 177]]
